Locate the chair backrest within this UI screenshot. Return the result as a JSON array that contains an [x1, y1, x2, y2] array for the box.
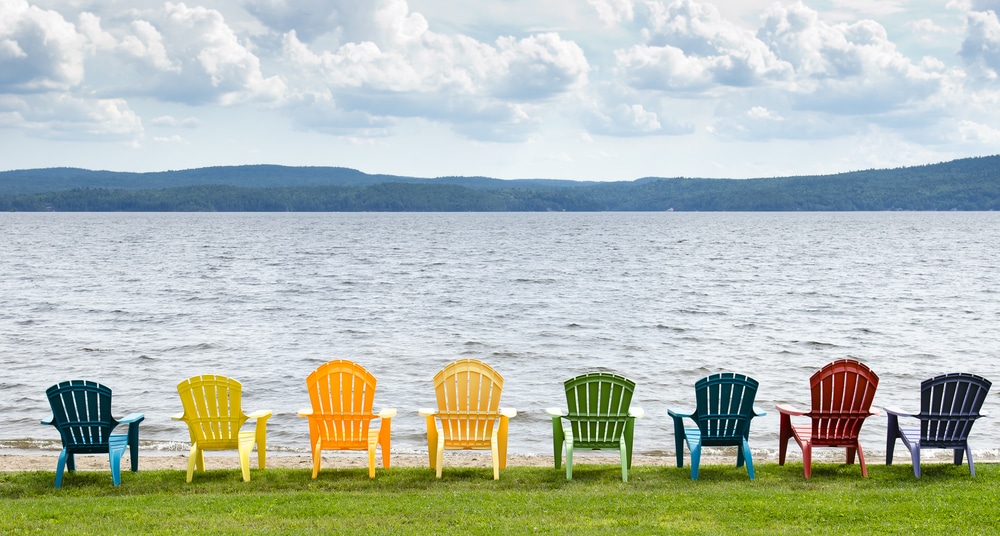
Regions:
[[694, 373, 759, 441], [919, 373, 991, 445], [433, 359, 504, 443], [808, 359, 879, 444], [46, 380, 116, 451], [305, 360, 377, 443], [177, 375, 248, 446], [564, 372, 635, 447]]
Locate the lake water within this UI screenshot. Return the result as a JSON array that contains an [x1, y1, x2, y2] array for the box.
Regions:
[[2, 212, 998, 462]]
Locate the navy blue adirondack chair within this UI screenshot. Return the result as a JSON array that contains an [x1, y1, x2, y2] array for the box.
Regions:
[[669, 373, 765, 479], [42, 380, 144, 488], [885, 373, 991, 477]]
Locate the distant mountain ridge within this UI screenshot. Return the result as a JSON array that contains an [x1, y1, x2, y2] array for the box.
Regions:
[[0, 164, 604, 196], [2, 155, 1000, 211]]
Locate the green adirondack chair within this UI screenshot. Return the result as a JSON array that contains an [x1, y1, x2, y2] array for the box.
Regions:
[[546, 372, 644, 481]]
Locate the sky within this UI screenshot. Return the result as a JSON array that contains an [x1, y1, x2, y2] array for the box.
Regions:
[[2, 0, 1000, 181]]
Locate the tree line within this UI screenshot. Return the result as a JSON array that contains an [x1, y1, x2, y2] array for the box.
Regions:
[[3, 155, 1000, 211]]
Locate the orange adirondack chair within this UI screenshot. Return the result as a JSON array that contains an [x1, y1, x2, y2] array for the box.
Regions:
[[418, 359, 516, 480], [297, 360, 396, 478], [777, 359, 880, 477], [173, 375, 271, 482]]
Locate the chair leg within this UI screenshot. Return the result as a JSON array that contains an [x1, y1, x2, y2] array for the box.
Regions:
[[856, 443, 868, 477], [128, 421, 141, 472], [954, 447, 965, 466], [690, 442, 701, 480], [742, 439, 755, 479], [55, 449, 68, 489], [109, 449, 123, 486], [552, 418, 564, 470], [885, 414, 898, 466], [238, 432, 254, 482], [778, 413, 792, 466], [186, 444, 199, 483], [378, 420, 392, 469], [619, 438, 628, 482], [966, 446, 976, 477], [802, 444, 812, 479], [368, 442, 377, 479], [672, 416, 685, 468], [425, 416, 438, 470], [435, 431, 445, 479], [846, 447, 857, 465], [912, 447, 921, 478], [311, 441, 322, 479], [565, 441, 574, 481]]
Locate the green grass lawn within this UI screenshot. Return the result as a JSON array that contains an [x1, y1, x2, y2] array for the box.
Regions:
[[1, 462, 997, 535]]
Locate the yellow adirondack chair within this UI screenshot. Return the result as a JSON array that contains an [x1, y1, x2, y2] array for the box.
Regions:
[[172, 375, 272, 482], [297, 360, 396, 478], [418, 359, 516, 480]]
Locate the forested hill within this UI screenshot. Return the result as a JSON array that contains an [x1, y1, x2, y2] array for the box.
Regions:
[[2, 155, 1000, 211]]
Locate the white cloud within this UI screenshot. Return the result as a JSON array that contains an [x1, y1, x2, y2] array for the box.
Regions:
[[960, 7, 1000, 81], [0, 0, 88, 92], [277, 1, 589, 141], [0, 93, 143, 141], [588, 0, 635, 27], [616, 0, 792, 91]]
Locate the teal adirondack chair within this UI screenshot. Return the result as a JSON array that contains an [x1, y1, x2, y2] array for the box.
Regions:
[[546, 372, 644, 481], [668, 373, 765, 479], [41, 380, 144, 488]]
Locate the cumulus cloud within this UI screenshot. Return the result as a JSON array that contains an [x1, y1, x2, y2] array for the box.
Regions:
[[277, 1, 589, 141], [119, 2, 286, 105], [0, 0, 88, 92], [960, 7, 1000, 81], [616, 0, 792, 91], [0, 93, 143, 141], [588, 0, 635, 27]]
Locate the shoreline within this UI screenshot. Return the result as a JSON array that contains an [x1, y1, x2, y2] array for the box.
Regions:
[[4, 448, 979, 473]]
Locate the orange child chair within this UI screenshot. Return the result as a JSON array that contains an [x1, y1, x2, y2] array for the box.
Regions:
[[297, 360, 396, 478], [418, 359, 516, 480], [173, 374, 272, 482], [777, 359, 880, 477]]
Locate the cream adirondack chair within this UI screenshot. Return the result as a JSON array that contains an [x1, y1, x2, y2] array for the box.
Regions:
[[173, 375, 272, 482], [298, 360, 396, 478], [418, 359, 516, 480]]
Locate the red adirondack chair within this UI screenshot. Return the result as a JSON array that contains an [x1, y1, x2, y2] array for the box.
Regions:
[[777, 359, 880, 477]]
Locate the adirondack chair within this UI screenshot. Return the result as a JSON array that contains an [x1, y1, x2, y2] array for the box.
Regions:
[[173, 374, 272, 482], [418, 359, 516, 480], [777, 359, 880, 478], [41, 380, 144, 488], [545, 372, 644, 481], [297, 359, 397, 478], [668, 372, 765, 479], [885, 372, 991, 477]]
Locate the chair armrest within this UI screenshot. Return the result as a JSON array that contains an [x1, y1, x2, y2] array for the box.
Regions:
[[118, 413, 145, 425], [545, 407, 567, 417], [629, 407, 645, 419], [982, 411, 990, 418], [41, 413, 54, 426], [170, 412, 185, 421], [246, 410, 272, 420], [868, 408, 881, 417], [297, 408, 313, 418], [500, 407, 517, 418], [882, 407, 914, 418], [753, 406, 767, 417], [667, 408, 693, 419], [417, 408, 437, 417], [377, 408, 398, 419], [775, 404, 807, 416]]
